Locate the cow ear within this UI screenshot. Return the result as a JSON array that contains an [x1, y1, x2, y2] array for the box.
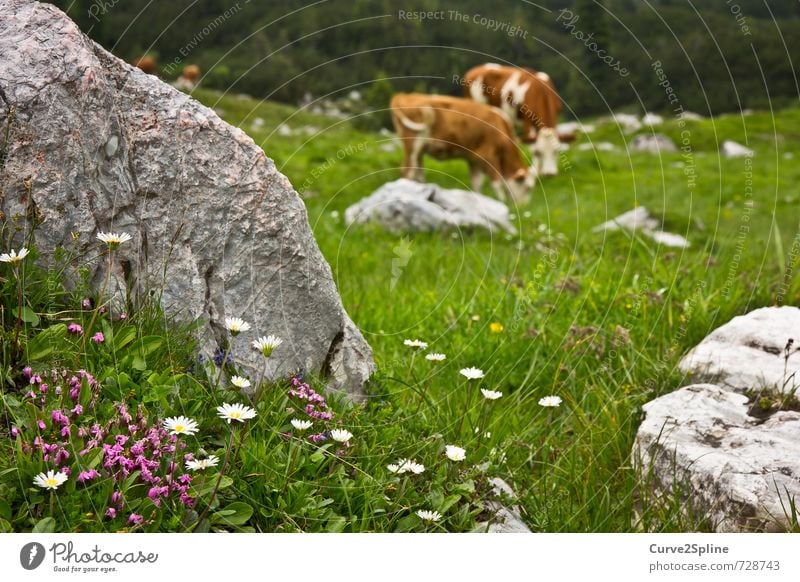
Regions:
[[512, 168, 528, 182]]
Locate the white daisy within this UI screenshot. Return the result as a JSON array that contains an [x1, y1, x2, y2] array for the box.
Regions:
[[186, 456, 219, 471], [481, 389, 503, 400], [291, 418, 313, 431], [538, 395, 563, 408], [460, 367, 485, 380], [252, 335, 283, 358], [162, 416, 200, 436], [96, 231, 132, 249], [387, 464, 401, 473], [0, 247, 29, 265], [33, 470, 68, 490], [225, 317, 251, 335], [403, 339, 428, 349], [403, 460, 425, 475], [217, 402, 257, 423], [330, 429, 353, 443], [416, 509, 442, 522], [230, 376, 251, 390], [425, 353, 446, 362], [445, 445, 466, 462]]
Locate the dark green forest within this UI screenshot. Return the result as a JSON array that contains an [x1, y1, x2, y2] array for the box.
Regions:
[[48, 0, 800, 117]]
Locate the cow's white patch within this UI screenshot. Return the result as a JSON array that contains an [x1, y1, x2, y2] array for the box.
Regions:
[[536, 71, 550, 82], [470, 75, 488, 103], [484, 63, 501, 69], [530, 127, 560, 177], [500, 71, 531, 119]]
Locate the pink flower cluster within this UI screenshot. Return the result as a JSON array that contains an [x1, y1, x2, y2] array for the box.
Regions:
[[288, 375, 334, 443], [16, 366, 196, 525]]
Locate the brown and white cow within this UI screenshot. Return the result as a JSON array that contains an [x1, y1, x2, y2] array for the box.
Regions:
[[390, 93, 534, 203], [464, 63, 568, 177]]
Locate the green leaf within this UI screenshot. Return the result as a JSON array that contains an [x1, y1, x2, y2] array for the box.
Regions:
[[0, 518, 11, 533], [393, 514, 419, 532], [326, 515, 347, 532], [211, 502, 253, 526], [25, 324, 67, 361], [0, 499, 10, 520], [440, 494, 462, 514], [126, 336, 164, 358], [112, 326, 137, 350], [33, 517, 55, 533], [14, 306, 40, 326]]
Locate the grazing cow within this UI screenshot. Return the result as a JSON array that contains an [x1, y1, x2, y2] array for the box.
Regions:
[[390, 93, 535, 203], [133, 56, 158, 75], [463, 63, 569, 176], [174, 64, 201, 91]]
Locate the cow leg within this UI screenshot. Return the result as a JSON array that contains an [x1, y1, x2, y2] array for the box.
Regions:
[[490, 180, 508, 202], [408, 135, 427, 182], [469, 164, 484, 192]]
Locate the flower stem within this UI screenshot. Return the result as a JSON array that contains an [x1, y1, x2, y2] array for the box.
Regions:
[[81, 250, 113, 355], [192, 428, 235, 531]]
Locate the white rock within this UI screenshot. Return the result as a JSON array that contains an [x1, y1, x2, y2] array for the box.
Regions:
[[345, 179, 515, 234], [633, 384, 800, 532], [612, 113, 642, 133], [679, 111, 704, 121], [577, 141, 617, 152], [476, 478, 532, 533], [557, 121, 595, 134], [629, 134, 678, 153], [722, 140, 754, 158], [680, 306, 800, 394], [251, 117, 265, 128], [593, 207, 689, 248], [277, 123, 293, 136], [0, 0, 374, 398], [642, 112, 663, 126]]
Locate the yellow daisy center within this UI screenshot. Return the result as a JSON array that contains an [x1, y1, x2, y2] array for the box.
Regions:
[[46, 478, 58, 487], [175, 424, 185, 432], [230, 411, 241, 419]]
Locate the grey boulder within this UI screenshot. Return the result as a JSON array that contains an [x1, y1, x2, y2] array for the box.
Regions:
[[345, 178, 516, 234], [629, 134, 678, 153], [0, 0, 373, 397]]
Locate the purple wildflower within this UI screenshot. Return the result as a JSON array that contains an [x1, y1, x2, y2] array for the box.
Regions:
[[67, 323, 83, 336], [105, 507, 116, 519], [128, 513, 144, 525], [77, 469, 99, 483], [91, 332, 104, 344]]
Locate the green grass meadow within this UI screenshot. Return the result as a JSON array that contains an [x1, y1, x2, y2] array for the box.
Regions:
[[2, 87, 798, 533], [194, 90, 800, 531]]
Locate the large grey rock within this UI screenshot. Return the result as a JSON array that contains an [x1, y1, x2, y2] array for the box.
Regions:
[[0, 0, 373, 397], [629, 133, 678, 153], [680, 306, 800, 394], [634, 384, 800, 532], [345, 178, 516, 234], [593, 207, 690, 248]]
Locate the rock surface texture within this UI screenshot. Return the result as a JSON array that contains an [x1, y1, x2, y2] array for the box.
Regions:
[[634, 384, 800, 532], [629, 133, 678, 153], [477, 478, 532, 533], [0, 0, 373, 396], [345, 178, 516, 234], [680, 306, 800, 394]]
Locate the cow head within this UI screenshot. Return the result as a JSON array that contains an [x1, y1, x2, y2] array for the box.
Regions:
[[529, 127, 560, 177], [506, 167, 535, 204]]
